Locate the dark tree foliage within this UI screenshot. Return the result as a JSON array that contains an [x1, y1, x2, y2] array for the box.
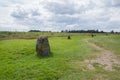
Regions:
[[29, 30, 41, 32], [61, 30, 105, 33], [29, 30, 51, 32], [110, 30, 114, 34]]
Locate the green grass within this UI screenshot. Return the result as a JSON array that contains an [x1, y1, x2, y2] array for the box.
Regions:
[[86, 35, 120, 80], [0, 31, 113, 39], [0, 35, 120, 80], [88, 35, 120, 56], [0, 32, 89, 39], [0, 36, 96, 80]]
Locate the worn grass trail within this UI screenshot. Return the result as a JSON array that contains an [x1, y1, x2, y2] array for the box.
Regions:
[[84, 39, 120, 71]]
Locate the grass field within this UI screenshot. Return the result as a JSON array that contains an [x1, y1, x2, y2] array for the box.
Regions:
[[0, 32, 90, 39], [89, 35, 120, 56], [0, 35, 120, 80]]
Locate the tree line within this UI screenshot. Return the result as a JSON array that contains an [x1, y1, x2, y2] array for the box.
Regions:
[[28, 30, 119, 34], [61, 30, 119, 34], [29, 30, 51, 32]]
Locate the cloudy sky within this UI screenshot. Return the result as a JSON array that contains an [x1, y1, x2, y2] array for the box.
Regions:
[[0, 0, 120, 32]]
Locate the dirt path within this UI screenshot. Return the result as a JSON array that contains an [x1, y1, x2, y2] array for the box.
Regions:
[[84, 39, 120, 71]]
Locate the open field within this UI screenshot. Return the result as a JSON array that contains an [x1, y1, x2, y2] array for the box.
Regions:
[[0, 31, 119, 40], [0, 32, 86, 39], [0, 35, 120, 80]]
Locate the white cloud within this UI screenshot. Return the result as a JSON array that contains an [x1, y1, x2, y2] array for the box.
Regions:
[[0, 0, 120, 32]]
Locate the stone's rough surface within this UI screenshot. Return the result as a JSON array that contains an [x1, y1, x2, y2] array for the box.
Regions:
[[36, 37, 50, 57]]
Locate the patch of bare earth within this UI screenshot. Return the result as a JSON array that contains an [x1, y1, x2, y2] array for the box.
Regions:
[[84, 40, 120, 71]]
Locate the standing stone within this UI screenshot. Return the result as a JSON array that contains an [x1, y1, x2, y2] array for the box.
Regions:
[[36, 37, 50, 57], [106, 33, 108, 36], [67, 35, 71, 39], [91, 34, 94, 37], [91, 34, 96, 37]]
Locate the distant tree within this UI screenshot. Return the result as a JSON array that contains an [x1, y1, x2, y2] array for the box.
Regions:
[[111, 30, 114, 34], [61, 30, 64, 32], [96, 30, 99, 33], [61, 29, 107, 33], [29, 30, 41, 32], [100, 30, 104, 33], [65, 30, 68, 33]]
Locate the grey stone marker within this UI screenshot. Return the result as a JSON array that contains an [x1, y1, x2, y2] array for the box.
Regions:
[[36, 37, 50, 57], [67, 35, 71, 39]]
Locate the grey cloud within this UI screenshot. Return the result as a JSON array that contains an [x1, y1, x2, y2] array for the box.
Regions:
[[9, 0, 120, 31], [44, 2, 78, 15], [104, 0, 120, 7], [11, 7, 28, 20], [31, 9, 41, 16], [11, 6, 43, 26], [44, 1, 95, 15], [112, 0, 120, 7], [51, 15, 79, 24]]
